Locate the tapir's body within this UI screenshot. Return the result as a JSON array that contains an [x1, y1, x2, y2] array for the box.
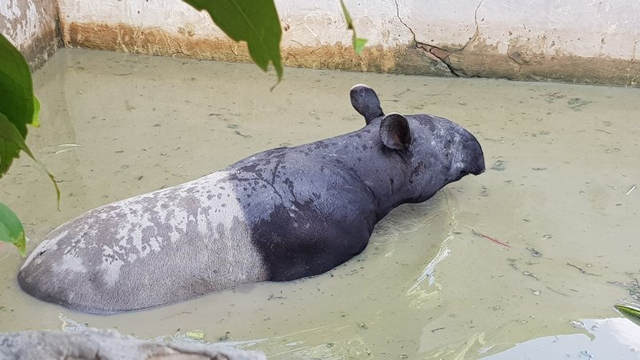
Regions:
[[18, 85, 485, 314]]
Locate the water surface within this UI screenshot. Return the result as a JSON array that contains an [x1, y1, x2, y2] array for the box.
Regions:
[[1, 49, 639, 359]]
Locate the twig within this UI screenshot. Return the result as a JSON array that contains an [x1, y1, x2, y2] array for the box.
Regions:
[[471, 229, 511, 248], [567, 263, 586, 274], [546, 286, 569, 297], [566, 263, 600, 276]]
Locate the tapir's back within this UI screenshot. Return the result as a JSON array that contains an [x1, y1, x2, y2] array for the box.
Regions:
[[18, 142, 377, 314]]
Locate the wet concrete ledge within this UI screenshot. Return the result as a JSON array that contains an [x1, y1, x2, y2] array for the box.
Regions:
[[0, 328, 265, 360], [62, 21, 640, 88]]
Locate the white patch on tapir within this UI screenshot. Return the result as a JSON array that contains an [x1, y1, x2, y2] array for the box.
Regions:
[[100, 246, 125, 287], [57, 254, 86, 273], [168, 210, 188, 243], [196, 210, 208, 235], [19, 170, 269, 312], [21, 229, 66, 267]]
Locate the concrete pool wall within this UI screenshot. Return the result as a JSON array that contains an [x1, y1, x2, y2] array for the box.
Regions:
[[1, 0, 59, 68], [2, 0, 640, 84]]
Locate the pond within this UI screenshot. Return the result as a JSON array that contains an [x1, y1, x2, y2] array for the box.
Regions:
[[1, 48, 639, 359]]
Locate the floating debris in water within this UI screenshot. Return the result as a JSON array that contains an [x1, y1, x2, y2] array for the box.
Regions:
[[608, 278, 640, 300], [626, 185, 636, 196], [545, 92, 565, 103], [522, 271, 539, 280], [567, 263, 600, 276], [234, 130, 252, 138], [218, 331, 231, 341], [491, 159, 506, 171], [470, 228, 511, 248], [267, 293, 286, 300], [59, 313, 87, 332], [568, 98, 592, 111], [43, 143, 83, 155], [526, 247, 542, 257], [186, 330, 205, 341], [579, 349, 594, 359], [569, 319, 585, 329]]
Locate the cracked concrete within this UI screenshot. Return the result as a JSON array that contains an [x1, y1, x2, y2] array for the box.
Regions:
[[393, 0, 458, 77], [398, 0, 640, 86]]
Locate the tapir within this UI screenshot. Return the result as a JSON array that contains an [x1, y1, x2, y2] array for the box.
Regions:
[[18, 85, 485, 314]]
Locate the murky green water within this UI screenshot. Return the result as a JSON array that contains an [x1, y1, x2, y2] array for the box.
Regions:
[[1, 49, 639, 359]]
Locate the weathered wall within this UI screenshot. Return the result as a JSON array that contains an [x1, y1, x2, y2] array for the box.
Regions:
[[399, 0, 640, 86], [56, 0, 640, 87], [0, 0, 60, 69], [5, 0, 640, 86]]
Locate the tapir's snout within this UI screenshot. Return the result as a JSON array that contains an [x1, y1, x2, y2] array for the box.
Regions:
[[470, 144, 486, 175], [464, 131, 485, 176], [471, 150, 485, 175]]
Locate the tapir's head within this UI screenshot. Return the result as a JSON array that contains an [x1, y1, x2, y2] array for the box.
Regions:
[[350, 84, 485, 202]]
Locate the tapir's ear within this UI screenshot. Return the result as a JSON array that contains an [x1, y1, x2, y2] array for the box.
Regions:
[[350, 84, 384, 124], [380, 113, 412, 150]]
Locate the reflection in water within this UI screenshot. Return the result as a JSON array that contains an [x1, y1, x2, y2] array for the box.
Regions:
[[408, 190, 457, 293], [0, 49, 639, 359], [482, 318, 640, 360]]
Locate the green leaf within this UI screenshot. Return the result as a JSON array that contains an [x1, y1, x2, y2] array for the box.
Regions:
[[0, 201, 26, 256], [339, 0, 368, 54], [0, 113, 60, 206], [354, 38, 368, 54], [186, 330, 205, 340], [32, 96, 41, 128], [181, 0, 283, 81], [615, 304, 640, 326], [0, 34, 39, 137]]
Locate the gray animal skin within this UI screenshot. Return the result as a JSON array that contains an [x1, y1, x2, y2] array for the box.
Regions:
[[18, 85, 485, 314]]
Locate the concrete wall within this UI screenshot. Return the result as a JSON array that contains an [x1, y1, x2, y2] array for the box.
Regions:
[[56, 0, 640, 87], [2, 0, 639, 86], [400, 0, 640, 85], [0, 0, 60, 68]]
